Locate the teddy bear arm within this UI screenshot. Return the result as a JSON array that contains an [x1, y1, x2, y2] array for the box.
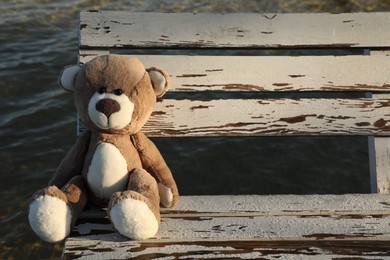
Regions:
[[131, 131, 179, 208], [29, 129, 90, 243], [48, 131, 91, 188]]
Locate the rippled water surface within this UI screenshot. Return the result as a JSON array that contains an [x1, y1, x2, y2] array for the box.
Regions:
[[1, 0, 389, 258]]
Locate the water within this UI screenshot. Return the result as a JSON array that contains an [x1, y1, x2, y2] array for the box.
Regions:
[[1, 0, 389, 258]]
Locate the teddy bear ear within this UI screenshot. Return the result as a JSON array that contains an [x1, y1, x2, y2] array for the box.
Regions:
[[58, 65, 82, 92], [147, 67, 170, 98]]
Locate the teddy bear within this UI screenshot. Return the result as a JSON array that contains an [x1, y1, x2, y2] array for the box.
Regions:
[[28, 54, 179, 243]]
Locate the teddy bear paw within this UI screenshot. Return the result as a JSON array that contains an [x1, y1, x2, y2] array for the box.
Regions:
[[28, 192, 72, 243], [158, 183, 174, 208], [109, 192, 159, 240]]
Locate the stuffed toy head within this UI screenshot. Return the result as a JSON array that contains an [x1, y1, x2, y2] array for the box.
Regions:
[[59, 54, 170, 134], [29, 54, 179, 243]]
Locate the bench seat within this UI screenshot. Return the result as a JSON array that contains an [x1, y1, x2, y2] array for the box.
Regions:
[[61, 11, 390, 259]]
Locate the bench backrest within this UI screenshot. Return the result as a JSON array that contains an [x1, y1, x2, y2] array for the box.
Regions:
[[78, 11, 390, 192]]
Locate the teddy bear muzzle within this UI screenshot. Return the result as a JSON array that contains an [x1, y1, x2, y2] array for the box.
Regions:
[[88, 92, 135, 130], [96, 98, 121, 118]]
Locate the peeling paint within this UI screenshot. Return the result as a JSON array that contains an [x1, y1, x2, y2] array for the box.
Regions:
[[273, 83, 291, 87], [280, 114, 316, 124], [289, 75, 306, 78], [222, 84, 264, 91], [329, 116, 353, 120], [374, 118, 387, 128], [355, 122, 371, 127], [303, 233, 368, 239], [170, 216, 213, 221], [190, 105, 209, 111], [205, 69, 223, 72], [151, 111, 166, 116], [177, 74, 207, 78]]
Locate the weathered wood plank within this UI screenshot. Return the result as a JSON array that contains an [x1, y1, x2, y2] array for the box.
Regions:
[[63, 195, 390, 259], [79, 55, 390, 92], [63, 239, 390, 259], [71, 214, 390, 240], [80, 11, 390, 49], [162, 194, 390, 213], [142, 98, 390, 137]]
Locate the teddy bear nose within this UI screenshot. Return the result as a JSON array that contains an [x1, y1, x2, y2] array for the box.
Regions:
[[96, 98, 121, 117]]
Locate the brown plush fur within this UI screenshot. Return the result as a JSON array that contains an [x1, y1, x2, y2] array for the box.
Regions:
[[29, 54, 179, 241]]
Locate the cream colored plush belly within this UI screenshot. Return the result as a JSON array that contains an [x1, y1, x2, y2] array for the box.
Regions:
[[87, 142, 129, 199]]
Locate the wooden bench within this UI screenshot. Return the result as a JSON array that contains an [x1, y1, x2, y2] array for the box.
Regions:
[[63, 11, 390, 259]]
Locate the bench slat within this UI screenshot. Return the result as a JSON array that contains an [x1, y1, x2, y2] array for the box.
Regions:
[[63, 239, 390, 259], [79, 55, 390, 93], [63, 195, 390, 259], [162, 194, 390, 213], [143, 98, 390, 137], [80, 11, 390, 49], [70, 215, 390, 241]]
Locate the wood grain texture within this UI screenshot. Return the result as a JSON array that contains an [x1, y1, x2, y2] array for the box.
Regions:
[[142, 98, 390, 137], [80, 11, 390, 49], [79, 55, 390, 92], [63, 194, 390, 259]]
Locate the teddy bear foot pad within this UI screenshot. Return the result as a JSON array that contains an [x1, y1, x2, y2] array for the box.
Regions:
[[109, 194, 159, 240], [28, 194, 72, 243]]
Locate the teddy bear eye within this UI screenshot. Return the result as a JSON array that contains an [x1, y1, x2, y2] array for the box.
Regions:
[[98, 86, 107, 94], [114, 89, 123, 96]]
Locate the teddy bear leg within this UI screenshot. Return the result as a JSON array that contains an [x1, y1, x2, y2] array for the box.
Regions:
[[108, 168, 160, 240], [28, 176, 87, 243], [61, 175, 88, 226]]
